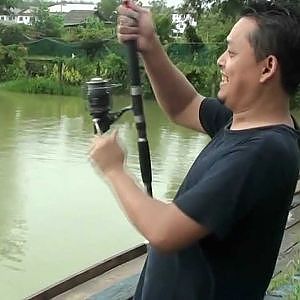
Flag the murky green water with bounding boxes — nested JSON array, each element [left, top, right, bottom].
[[0, 91, 209, 299]]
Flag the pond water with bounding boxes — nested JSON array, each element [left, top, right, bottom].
[[0, 91, 209, 299]]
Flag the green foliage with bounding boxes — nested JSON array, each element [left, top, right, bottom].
[[0, 0, 21, 9], [32, 4, 64, 37], [150, 0, 169, 13], [175, 55, 219, 97], [268, 256, 300, 299], [96, 0, 118, 22], [184, 24, 204, 52], [1, 1, 298, 105], [291, 91, 300, 109], [0, 44, 27, 81], [197, 11, 235, 56], [153, 13, 174, 44], [150, 0, 174, 44], [26, 60, 50, 77], [1, 77, 81, 95], [75, 17, 114, 41], [0, 24, 32, 45], [179, 0, 205, 21], [212, 0, 245, 17], [180, 0, 300, 19], [74, 17, 114, 59], [97, 53, 127, 86], [60, 57, 96, 84], [258, 0, 300, 10]]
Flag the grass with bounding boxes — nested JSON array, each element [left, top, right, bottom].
[[268, 255, 300, 299], [0, 78, 81, 96]]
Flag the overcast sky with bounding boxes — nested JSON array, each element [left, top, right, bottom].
[[138, 0, 183, 8], [166, 0, 183, 7]]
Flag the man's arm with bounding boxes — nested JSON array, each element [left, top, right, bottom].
[[142, 36, 206, 133], [90, 133, 210, 253], [117, 2, 207, 133], [107, 168, 209, 253]]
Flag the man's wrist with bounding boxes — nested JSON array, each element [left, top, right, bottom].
[[142, 34, 161, 59], [104, 165, 126, 182]]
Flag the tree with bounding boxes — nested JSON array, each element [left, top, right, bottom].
[[153, 13, 174, 43], [180, 0, 300, 20], [0, 24, 32, 45], [97, 0, 119, 22], [184, 23, 204, 52], [75, 17, 114, 59], [32, 4, 64, 37], [272, 0, 300, 9], [0, 44, 27, 81], [0, 0, 21, 10], [76, 17, 113, 41], [150, 0, 174, 44], [179, 0, 206, 22], [150, 0, 169, 13]]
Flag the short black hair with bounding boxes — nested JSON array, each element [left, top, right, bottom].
[[241, 1, 300, 96]]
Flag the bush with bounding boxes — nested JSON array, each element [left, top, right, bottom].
[[1, 78, 81, 96]]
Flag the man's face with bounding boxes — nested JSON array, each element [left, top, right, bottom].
[[217, 17, 266, 112]]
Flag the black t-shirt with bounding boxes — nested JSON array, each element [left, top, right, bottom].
[[134, 98, 300, 300]]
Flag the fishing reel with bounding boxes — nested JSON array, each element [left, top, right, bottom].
[[85, 77, 131, 134]]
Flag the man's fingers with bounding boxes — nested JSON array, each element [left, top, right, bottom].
[[122, 0, 144, 13], [118, 5, 139, 21], [118, 15, 137, 27], [118, 25, 139, 35], [90, 131, 118, 151], [117, 33, 139, 42]]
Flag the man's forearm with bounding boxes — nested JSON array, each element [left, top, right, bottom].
[[105, 168, 170, 246]]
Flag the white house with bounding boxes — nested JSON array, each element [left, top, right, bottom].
[[0, 13, 15, 24], [0, 8, 35, 25], [172, 13, 197, 34], [0, 3, 97, 26]]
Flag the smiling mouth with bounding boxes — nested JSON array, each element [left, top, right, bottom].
[[220, 73, 229, 85]]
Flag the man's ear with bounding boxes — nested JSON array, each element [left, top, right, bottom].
[[260, 55, 278, 83]]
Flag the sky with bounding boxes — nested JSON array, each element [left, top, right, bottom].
[[140, 0, 184, 8], [166, 0, 183, 7]]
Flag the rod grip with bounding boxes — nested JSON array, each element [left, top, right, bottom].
[[138, 140, 153, 196]]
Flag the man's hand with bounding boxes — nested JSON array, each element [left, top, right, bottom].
[[117, 0, 157, 53], [89, 130, 125, 178]]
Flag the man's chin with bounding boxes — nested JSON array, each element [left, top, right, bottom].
[[217, 92, 225, 104]]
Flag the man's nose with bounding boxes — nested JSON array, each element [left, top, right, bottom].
[[217, 52, 225, 68]]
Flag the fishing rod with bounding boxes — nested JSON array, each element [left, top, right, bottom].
[[85, 1, 153, 196], [123, 0, 153, 197]]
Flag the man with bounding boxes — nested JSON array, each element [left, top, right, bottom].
[[89, 1, 300, 299]]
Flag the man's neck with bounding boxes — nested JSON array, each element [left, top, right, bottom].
[[230, 93, 293, 130]]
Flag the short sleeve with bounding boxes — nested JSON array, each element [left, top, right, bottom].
[[200, 98, 232, 138], [174, 138, 280, 239]]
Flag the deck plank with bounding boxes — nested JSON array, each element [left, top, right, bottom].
[[53, 255, 146, 300]]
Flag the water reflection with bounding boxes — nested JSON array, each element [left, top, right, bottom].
[[0, 219, 27, 271], [0, 93, 27, 272], [0, 91, 210, 299]]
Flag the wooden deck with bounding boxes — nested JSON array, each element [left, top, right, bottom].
[[26, 181, 300, 300], [53, 255, 146, 300], [25, 244, 147, 300]]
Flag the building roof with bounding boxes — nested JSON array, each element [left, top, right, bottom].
[[63, 9, 95, 26], [49, 3, 96, 13]]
